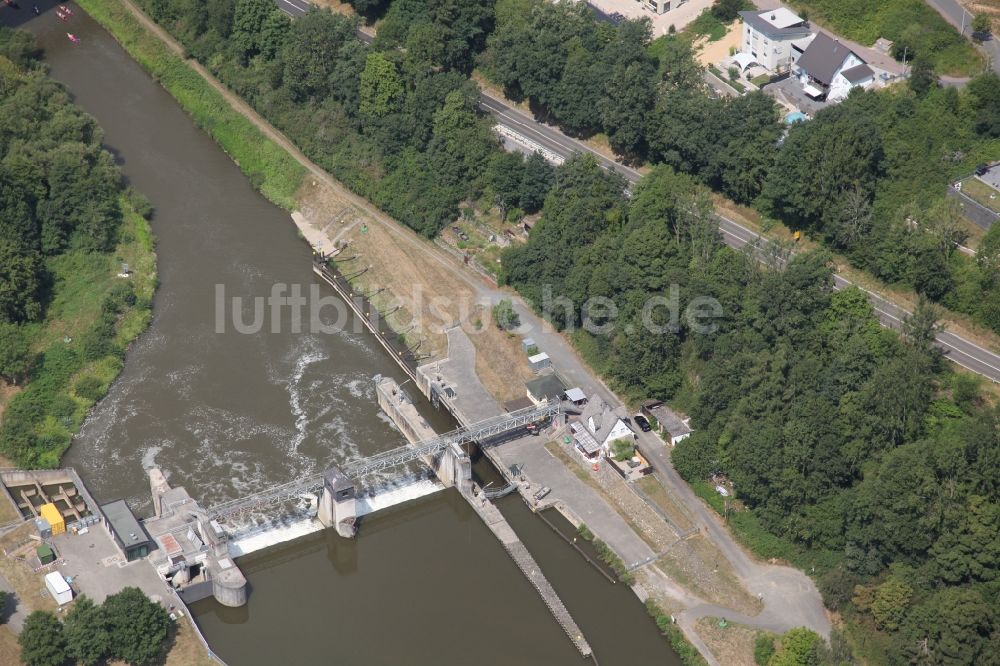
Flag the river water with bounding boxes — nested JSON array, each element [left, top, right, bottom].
[[3, 4, 680, 664]]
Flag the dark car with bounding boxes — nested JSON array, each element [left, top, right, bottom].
[[975, 164, 990, 177], [633, 414, 652, 432]]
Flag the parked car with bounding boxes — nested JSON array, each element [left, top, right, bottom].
[[633, 414, 652, 432], [975, 164, 990, 177]]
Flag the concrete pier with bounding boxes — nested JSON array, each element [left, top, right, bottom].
[[464, 486, 592, 657], [375, 376, 472, 493], [317, 467, 358, 538], [145, 469, 249, 607], [374, 376, 591, 658]]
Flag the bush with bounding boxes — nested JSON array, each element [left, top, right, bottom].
[[610, 437, 635, 461], [576, 523, 635, 584], [711, 0, 745, 23], [754, 634, 776, 665], [74, 375, 104, 402], [126, 186, 154, 220], [492, 298, 520, 330], [644, 600, 709, 666], [103, 282, 137, 314], [0, 322, 34, 384]]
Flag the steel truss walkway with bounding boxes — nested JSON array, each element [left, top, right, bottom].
[[208, 402, 561, 522]]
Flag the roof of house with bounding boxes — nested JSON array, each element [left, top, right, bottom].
[[580, 397, 632, 444], [101, 499, 151, 547], [841, 63, 874, 83], [796, 32, 860, 86], [740, 10, 810, 39], [570, 422, 602, 455], [504, 396, 536, 412], [525, 374, 565, 401], [647, 404, 693, 438]]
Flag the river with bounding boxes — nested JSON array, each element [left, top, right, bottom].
[[2, 3, 681, 664]]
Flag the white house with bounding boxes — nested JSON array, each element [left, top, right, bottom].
[[738, 8, 812, 73], [794, 32, 874, 102], [579, 397, 635, 450]]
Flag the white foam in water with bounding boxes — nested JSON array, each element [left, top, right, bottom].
[[356, 478, 443, 516], [226, 479, 445, 557], [229, 516, 324, 557]]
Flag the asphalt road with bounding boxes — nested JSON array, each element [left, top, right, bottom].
[[949, 187, 999, 230], [480, 91, 1000, 382], [275, 0, 311, 17], [277, 0, 1000, 384]]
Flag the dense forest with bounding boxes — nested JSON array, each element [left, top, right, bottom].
[[140, 0, 1000, 335], [0, 27, 155, 466], [502, 155, 1000, 665], [479, 0, 1000, 335], [138, 0, 511, 236]]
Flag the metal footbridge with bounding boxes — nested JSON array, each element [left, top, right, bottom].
[[208, 402, 561, 522]]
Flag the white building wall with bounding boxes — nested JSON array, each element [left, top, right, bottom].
[[742, 23, 806, 72], [826, 53, 866, 102]]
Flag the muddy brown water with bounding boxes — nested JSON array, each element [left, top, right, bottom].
[[3, 4, 681, 664]]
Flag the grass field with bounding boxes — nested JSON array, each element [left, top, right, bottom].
[[694, 617, 763, 666], [961, 177, 1000, 213], [788, 0, 982, 75]]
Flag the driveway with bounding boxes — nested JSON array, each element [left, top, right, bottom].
[[762, 75, 830, 115]]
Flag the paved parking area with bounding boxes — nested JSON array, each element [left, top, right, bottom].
[[49, 527, 173, 606], [978, 164, 1000, 192], [762, 75, 830, 115]]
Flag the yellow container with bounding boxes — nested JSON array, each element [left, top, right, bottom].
[[39, 504, 65, 536]]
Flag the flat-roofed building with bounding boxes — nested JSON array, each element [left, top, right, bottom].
[[739, 8, 812, 73], [101, 499, 154, 562]]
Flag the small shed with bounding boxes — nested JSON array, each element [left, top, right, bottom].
[[642, 400, 693, 446], [44, 571, 72, 605], [526, 374, 566, 406], [521, 338, 536, 352], [564, 387, 587, 406], [40, 503, 65, 536], [34, 517, 51, 539], [36, 543, 56, 565], [528, 352, 551, 373]]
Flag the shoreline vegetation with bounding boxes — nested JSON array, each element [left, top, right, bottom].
[[0, 28, 158, 468]]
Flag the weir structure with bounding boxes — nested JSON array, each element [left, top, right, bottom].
[[143, 400, 562, 604], [143, 258, 588, 656], [311, 255, 592, 658]]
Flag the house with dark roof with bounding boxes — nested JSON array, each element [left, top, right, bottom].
[[738, 8, 812, 73], [525, 374, 565, 406], [794, 32, 874, 102]]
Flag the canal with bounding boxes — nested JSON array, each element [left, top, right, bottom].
[[2, 4, 681, 664]]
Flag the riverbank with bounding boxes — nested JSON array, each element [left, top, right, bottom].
[[74, 0, 306, 211], [0, 195, 157, 468]]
